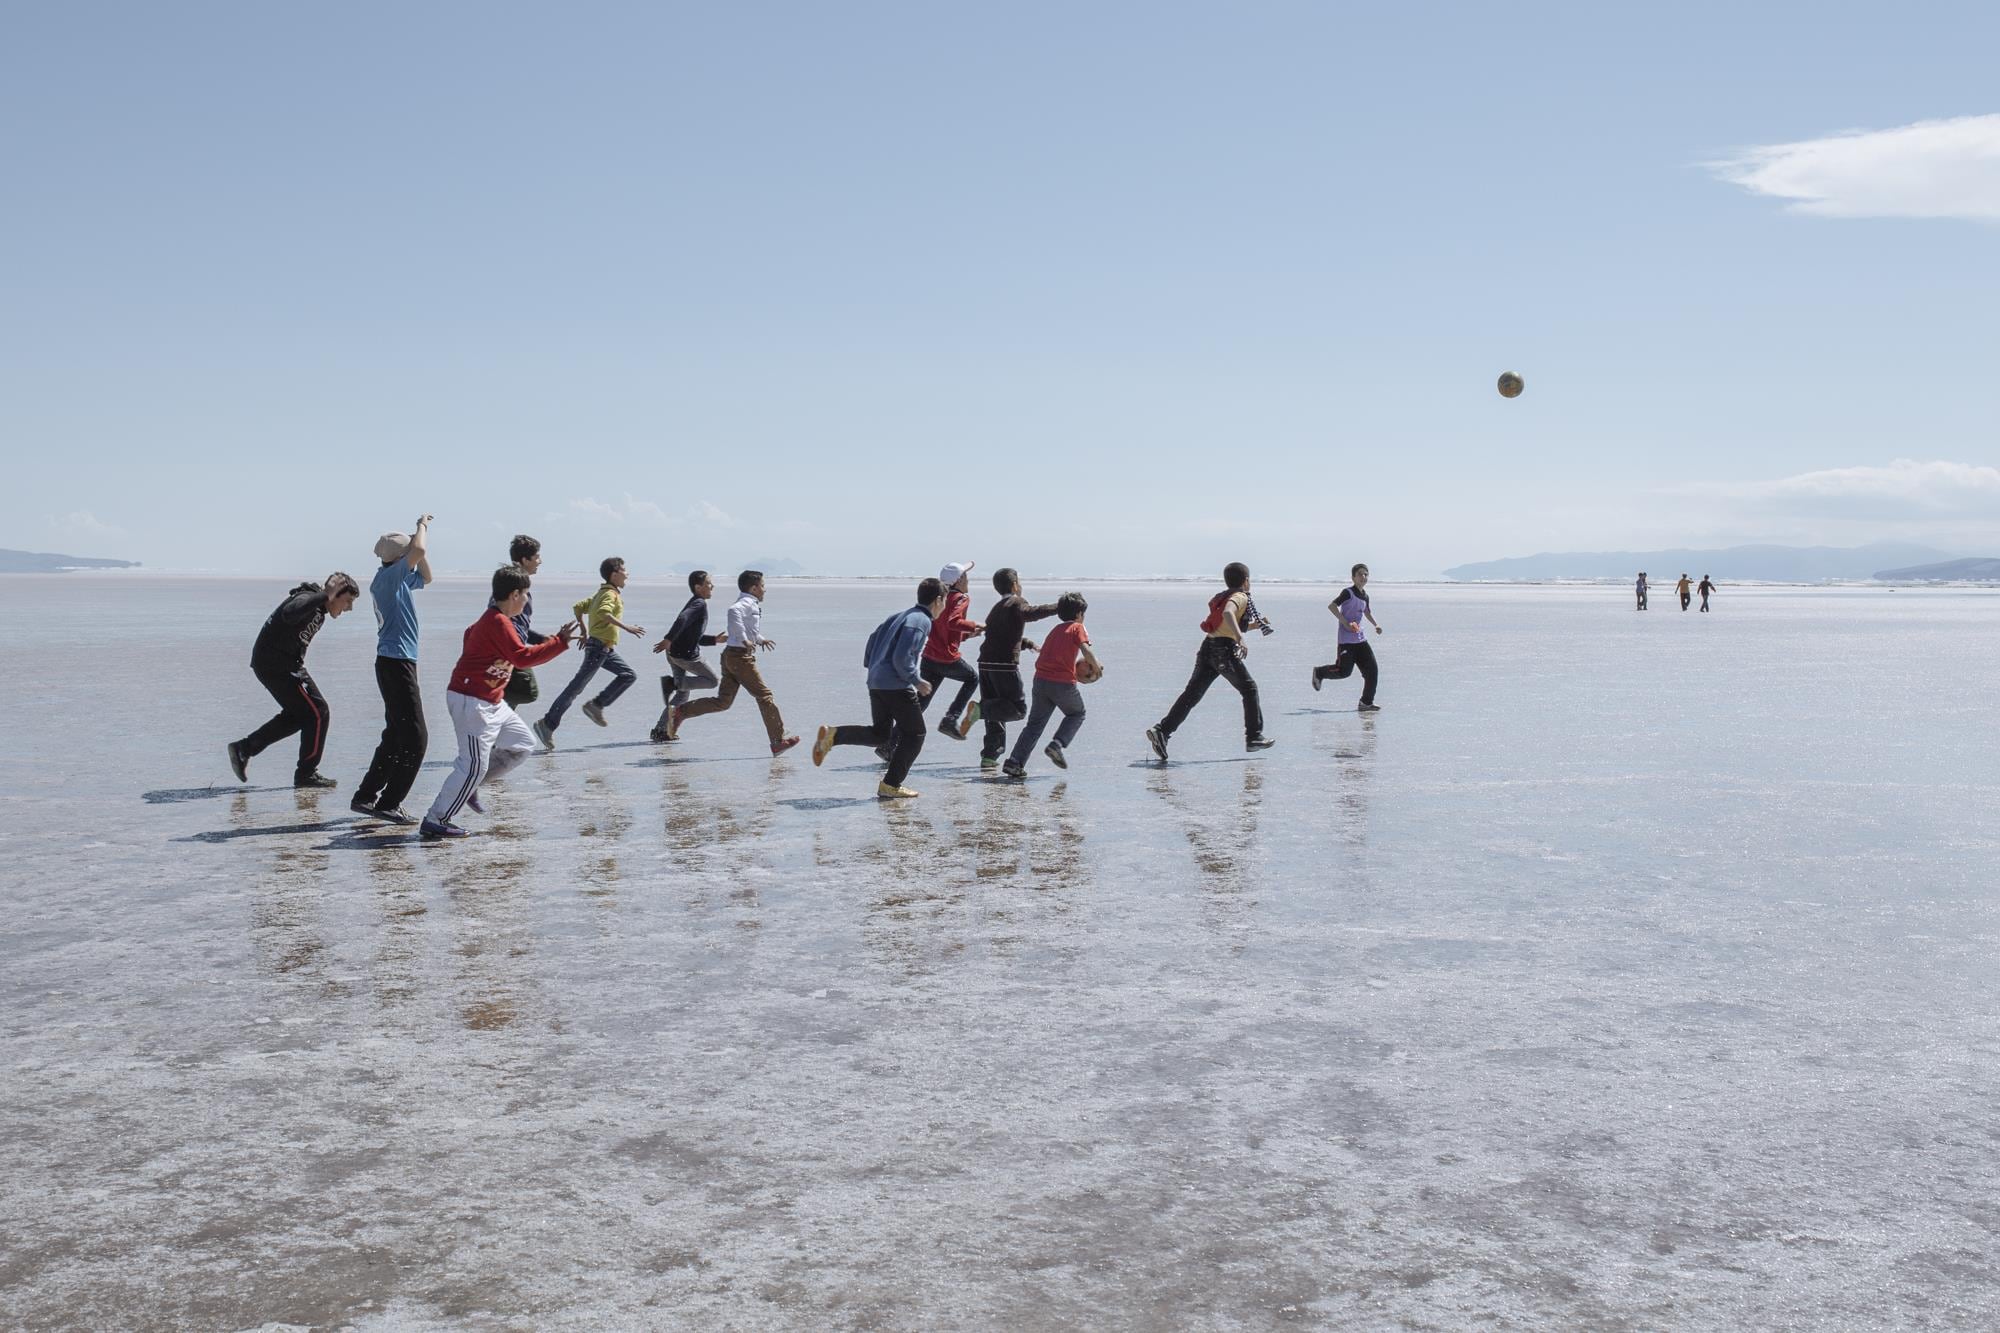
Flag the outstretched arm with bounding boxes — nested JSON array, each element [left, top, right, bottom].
[[407, 514, 434, 584]]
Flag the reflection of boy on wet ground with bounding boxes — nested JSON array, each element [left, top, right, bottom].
[[978, 567, 1059, 771], [650, 570, 722, 741], [1313, 562, 1383, 713]]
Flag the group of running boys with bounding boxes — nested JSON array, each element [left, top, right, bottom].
[[223, 531, 1386, 839]]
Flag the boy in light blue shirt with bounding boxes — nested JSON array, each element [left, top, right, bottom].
[[352, 515, 433, 821]]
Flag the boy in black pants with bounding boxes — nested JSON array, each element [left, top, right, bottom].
[[650, 570, 723, 740], [227, 572, 362, 787], [1146, 562, 1274, 762], [976, 567, 1058, 771], [502, 535, 550, 709], [1313, 562, 1383, 712]]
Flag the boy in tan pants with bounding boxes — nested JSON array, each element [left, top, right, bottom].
[[671, 570, 800, 756]]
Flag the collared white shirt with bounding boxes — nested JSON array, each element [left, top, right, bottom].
[[724, 592, 764, 648]]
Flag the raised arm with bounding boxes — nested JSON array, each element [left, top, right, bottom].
[[407, 513, 434, 584]]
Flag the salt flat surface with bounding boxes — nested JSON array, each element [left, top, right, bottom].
[[3, 574, 1998, 1330]]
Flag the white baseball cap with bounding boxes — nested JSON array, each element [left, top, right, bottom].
[[374, 532, 411, 562], [939, 559, 975, 585]]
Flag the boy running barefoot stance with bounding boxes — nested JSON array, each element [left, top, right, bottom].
[[1146, 562, 1274, 762], [352, 516, 434, 823], [977, 568, 1059, 771], [1313, 562, 1383, 712], [422, 565, 580, 839], [917, 559, 985, 740], [650, 570, 723, 741], [672, 570, 800, 756], [1003, 592, 1096, 778], [812, 578, 942, 799], [227, 572, 361, 789], [536, 556, 643, 747]]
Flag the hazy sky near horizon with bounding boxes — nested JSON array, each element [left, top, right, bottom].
[[4, 2, 1997, 579]]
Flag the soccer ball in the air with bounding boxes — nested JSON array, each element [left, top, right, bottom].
[[1497, 371, 1524, 399]]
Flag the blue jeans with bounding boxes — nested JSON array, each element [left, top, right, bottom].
[[543, 639, 636, 730], [1009, 678, 1086, 766]]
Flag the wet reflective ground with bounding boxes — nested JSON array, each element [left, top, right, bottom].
[[3, 575, 1998, 1329]]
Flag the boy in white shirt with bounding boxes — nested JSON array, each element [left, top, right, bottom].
[[671, 570, 800, 755]]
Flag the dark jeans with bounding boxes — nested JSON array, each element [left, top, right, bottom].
[[1680, 591, 1692, 610], [1316, 640, 1379, 705], [241, 667, 331, 780], [830, 687, 927, 787], [978, 661, 1028, 760], [1637, 589, 1648, 609], [1700, 593, 1710, 612], [543, 638, 636, 730], [356, 656, 427, 809], [919, 657, 979, 720], [654, 655, 720, 736], [1158, 637, 1263, 742], [1009, 677, 1086, 766]]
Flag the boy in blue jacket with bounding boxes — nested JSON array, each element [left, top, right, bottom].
[[811, 578, 944, 799]]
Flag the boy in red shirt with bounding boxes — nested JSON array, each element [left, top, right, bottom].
[[421, 565, 579, 840], [1003, 591, 1097, 778], [917, 559, 985, 740]]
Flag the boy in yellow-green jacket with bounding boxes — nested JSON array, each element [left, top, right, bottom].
[[534, 556, 645, 749]]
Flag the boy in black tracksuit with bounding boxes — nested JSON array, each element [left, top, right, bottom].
[[977, 567, 1059, 770], [651, 570, 723, 741], [227, 573, 362, 787], [1146, 562, 1274, 762]]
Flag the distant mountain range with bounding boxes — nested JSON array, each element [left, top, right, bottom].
[[1444, 543, 1954, 583], [1873, 557, 2000, 581], [0, 547, 140, 573]]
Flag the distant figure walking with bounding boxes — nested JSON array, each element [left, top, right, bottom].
[[1636, 572, 1649, 610], [1698, 575, 1715, 612], [1677, 573, 1693, 611], [1313, 563, 1384, 712], [226, 573, 362, 788]]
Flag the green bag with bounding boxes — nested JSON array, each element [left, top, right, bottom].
[[504, 666, 539, 707]]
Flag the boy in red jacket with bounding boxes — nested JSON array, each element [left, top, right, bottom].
[[421, 565, 579, 839], [917, 559, 985, 740]]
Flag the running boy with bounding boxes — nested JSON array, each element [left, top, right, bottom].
[[536, 556, 643, 747], [918, 559, 984, 740], [649, 570, 723, 741], [1313, 563, 1383, 713], [1146, 562, 1274, 762], [977, 568, 1059, 771], [502, 535, 549, 709], [423, 565, 581, 839], [352, 516, 433, 822], [226, 572, 362, 788], [811, 578, 942, 799], [1004, 591, 1097, 778], [672, 570, 800, 755]]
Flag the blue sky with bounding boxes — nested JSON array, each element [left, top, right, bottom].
[[4, 2, 1996, 578]]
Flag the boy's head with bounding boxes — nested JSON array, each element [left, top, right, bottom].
[[510, 534, 542, 574], [1351, 562, 1369, 587], [601, 557, 627, 586], [373, 532, 411, 566], [1223, 562, 1250, 591], [917, 577, 945, 615], [1056, 591, 1087, 622], [738, 570, 764, 598], [323, 572, 361, 617], [992, 566, 1020, 596], [688, 569, 713, 598], [492, 563, 532, 613], [940, 559, 974, 594]]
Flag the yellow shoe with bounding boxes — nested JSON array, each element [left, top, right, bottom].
[[813, 725, 836, 767], [876, 782, 920, 800], [956, 701, 981, 739]]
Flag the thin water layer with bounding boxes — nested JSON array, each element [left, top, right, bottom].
[[2, 576, 1997, 1329]]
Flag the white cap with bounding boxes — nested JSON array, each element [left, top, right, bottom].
[[939, 559, 975, 585], [374, 532, 411, 562]]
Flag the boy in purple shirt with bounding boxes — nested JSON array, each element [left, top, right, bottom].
[[1312, 562, 1383, 712]]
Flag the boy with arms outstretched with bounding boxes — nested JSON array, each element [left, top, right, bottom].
[[536, 556, 643, 747], [1313, 562, 1383, 712]]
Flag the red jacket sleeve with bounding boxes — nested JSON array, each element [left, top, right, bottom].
[[493, 613, 568, 668]]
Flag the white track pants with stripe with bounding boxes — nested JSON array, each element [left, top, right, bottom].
[[427, 691, 536, 825]]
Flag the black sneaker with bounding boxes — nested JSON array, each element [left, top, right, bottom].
[[936, 716, 964, 740], [874, 744, 893, 763], [1146, 726, 1169, 762], [1044, 742, 1067, 770], [294, 772, 338, 789], [226, 742, 249, 783], [1001, 760, 1027, 780], [1358, 702, 1381, 713], [350, 794, 380, 817], [420, 816, 470, 840], [1245, 737, 1276, 752], [372, 806, 419, 826], [1310, 668, 1323, 692]]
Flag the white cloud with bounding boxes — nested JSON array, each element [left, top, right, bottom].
[[46, 509, 123, 538], [1709, 114, 2000, 221], [689, 500, 739, 528], [1684, 459, 2000, 521], [565, 494, 674, 526]]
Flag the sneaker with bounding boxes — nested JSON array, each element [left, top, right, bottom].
[[957, 702, 981, 738], [226, 741, 249, 782], [466, 789, 485, 815], [420, 816, 470, 840], [581, 700, 607, 728], [772, 736, 801, 756], [1146, 726, 1169, 763], [1311, 668, 1323, 692], [876, 782, 920, 800], [649, 726, 671, 743], [372, 806, 419, 826], [1358, 702, 1382, 713], [1001, 760, 1026, 780], [937, 716, 963, 740], [1044, 741, 1068, 770], [980, 756, 999, 771], [294, 772, 338, 789], [1246, 736, 1276, 752], [874, 744, 893, 763], [533, 719, 555, 751], [813, 725, 836, 767], [350, 794, 379, 817]]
